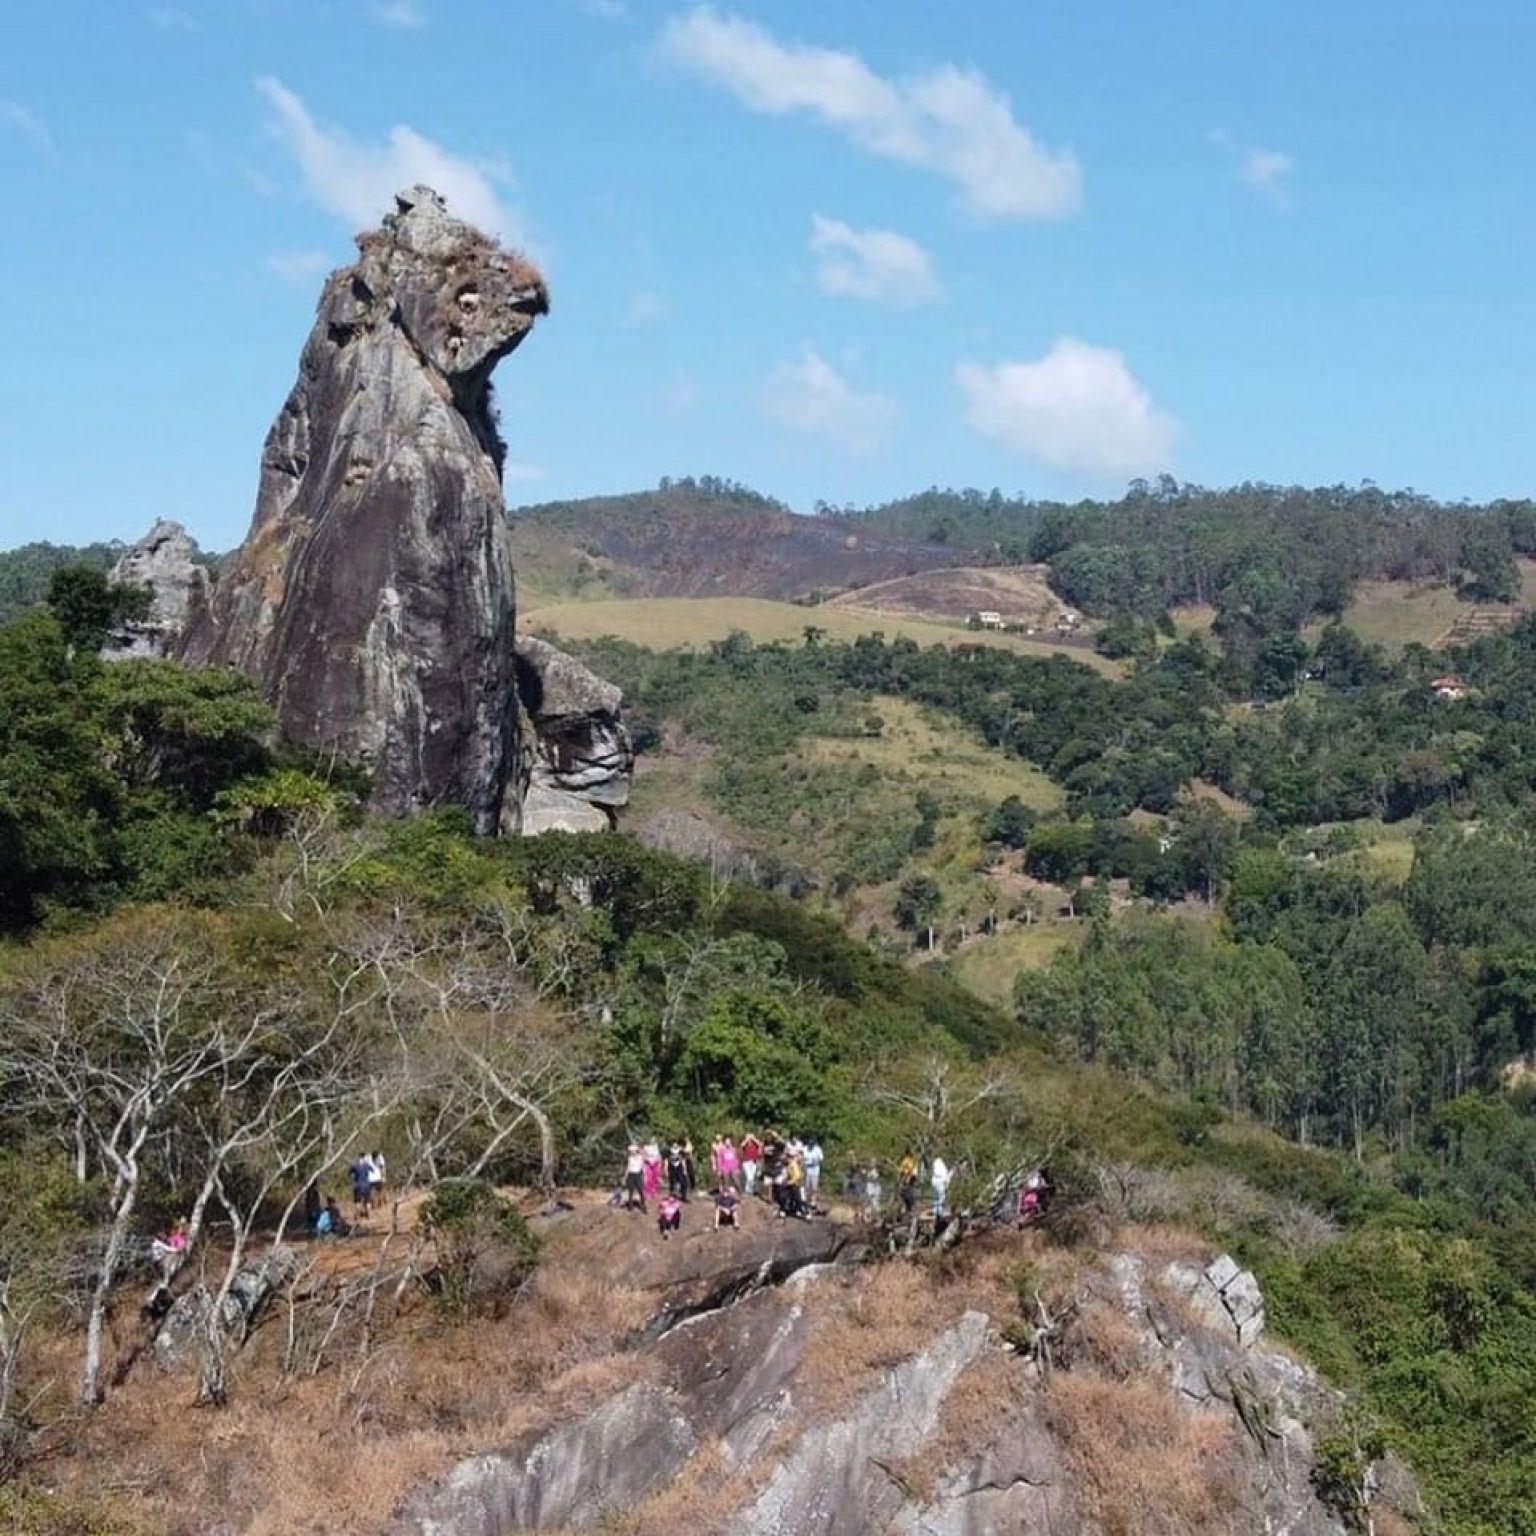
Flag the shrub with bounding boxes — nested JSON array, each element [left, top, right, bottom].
[[418, 1179, 540, 1318]]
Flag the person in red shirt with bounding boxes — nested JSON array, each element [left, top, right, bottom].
[[741, 1132, 764, 1197]]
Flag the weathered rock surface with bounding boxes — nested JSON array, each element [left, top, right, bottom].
[[154, 1245, 302, 1371], [729, 1310, 992, 1536], [180, 186, 548, 832], [396, 1286, 818, 1536], [393, 1239, 1416, 1536], [106, 518, 210, 660], [514, 635, 633, 820]]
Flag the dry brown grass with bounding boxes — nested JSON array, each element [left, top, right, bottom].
[[801, 1263, 964, 1418], [1045, 1374, 1242, 1536], [606, 1439, 763, 1536], [893, 1350, 1030, 1504]]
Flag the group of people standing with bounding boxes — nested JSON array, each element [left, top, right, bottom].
[[851, 1151, 953, 1221], [620, 1131, 827, 1239]]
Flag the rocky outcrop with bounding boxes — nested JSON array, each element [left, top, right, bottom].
[[513, 636, 633, 834], [180, 186, 548, 833], [154, 1245, 302, 1371], [393, 1237, 1416, 1536], [106, 519, 209, 660]]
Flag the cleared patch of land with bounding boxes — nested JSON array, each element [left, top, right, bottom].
[[950, 923, 1082, 1008], [796, 698, 1062, 813], [826, 564, 1067, 629], [523, 596, 1123, 674], [1314, 560, 1536, 652]]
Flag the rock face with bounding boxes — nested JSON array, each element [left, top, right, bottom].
[[106, 519, 210, 660], [514, 635, 633, 834], [180, 186, 549, 833], [394, 1240, 1416, 1536]]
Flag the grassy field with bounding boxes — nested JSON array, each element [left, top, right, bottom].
[[1315, 560, 1536, 652], [949, 923, 1082, 1008], [796, 698, 1063, 813], [523, 596, 1123, 674]]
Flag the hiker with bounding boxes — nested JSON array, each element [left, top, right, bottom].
[[622, 1143, 647, 1211], [642, 1139, 663, 1204], [367, 1149, 387, 1209], [803, 1137, 824, 1208], [718, 1135, 741, 1191], [667, 1140, 691, 1200], [302, 1180, 321, 1231], [318, 1196, 350, 1239], [864, 1161, 883, 1217], [682, 1135, 698, 1193], [741, 1130, 763, 1196], [897, 1151, 919, 1215], [931, 1155, 952, 1219], [714, 1184, 740, 1231], [781, 1152, 807, 1219], [1018, 1167, 1049, 1225], [657, 1193, 683, 1240], [350, 1155, 373, 1222], [761, 1134, 786, 1199], [150, 1216, 189, 1278]]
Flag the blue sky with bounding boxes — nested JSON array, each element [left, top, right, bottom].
[[3, 0, 1535, 551]]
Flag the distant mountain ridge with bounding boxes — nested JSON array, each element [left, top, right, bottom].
[[509, 477, 975, 602]]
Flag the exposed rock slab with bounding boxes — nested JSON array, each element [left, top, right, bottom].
[[729, 1311, 992, 1536], [106, 519, 209, 660], [180, 186, 548, 833], [515, 635, 633, 816]]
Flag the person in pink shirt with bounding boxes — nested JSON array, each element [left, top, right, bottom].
[[151, 1216, 189, 1278], [717, 1135, 741, 1191], [641, 1139, 663, 1203], [657, 1194, 683, 1240], [740, 1132, 763, 1196]]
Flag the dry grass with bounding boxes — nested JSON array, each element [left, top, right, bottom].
[[606, 1439, 762, 1536], [797, 696, 1063, 812], [523, 596, 1125, 674], [894, 1349, 1030, 1504], [1044, 1374, 1242, 1536], [803, 1264, 964, 1418]]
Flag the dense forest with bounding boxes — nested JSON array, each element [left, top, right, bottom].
[[837, 478, 1536, 625]]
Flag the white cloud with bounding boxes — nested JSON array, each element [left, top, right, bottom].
[[956, 337, 1178, 480], [660, 8, 1079, 220], [146, 6, 199, 30], [624, 290, 666, 326], [809, 213, 939, 306], [265, 248, 334, 286], [372, 0, 426, 27], [760, 346, 896, 454], [1, 101, 54, 155], [1240, 147, 1295, 207], [255, 77, 521, 242]]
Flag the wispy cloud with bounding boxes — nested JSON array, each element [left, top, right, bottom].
[[147, 6, 199, 30], [1240, 147, 1295, 208], [503, 459, 545, 485], [255, 78, 522, 243], [760, 346, 896, 454], [371, 0, 426, 27], [956, 337, 1178, 480], [661, 8, 1080, 220], [624, 290, 666, 326], [809, 214, 939, 307], [265, 249, 334, 286], [1212, 128, 1295, 209], [1, 101, 55, 155]]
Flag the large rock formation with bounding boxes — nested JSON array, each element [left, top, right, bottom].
[[514, 635, 634, 835], [105, 518, 210, 660], [181, 186, 549, 832]]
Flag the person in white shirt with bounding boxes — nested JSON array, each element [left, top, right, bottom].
[[930, 1155, 952, 1219], [803, 1138, 824, 1208]]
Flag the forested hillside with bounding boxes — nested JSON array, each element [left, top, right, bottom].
[[4, 566, 1536, 1532], [841, 479, 1536, 627]]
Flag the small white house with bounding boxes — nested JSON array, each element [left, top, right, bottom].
[[974, 610, 1004, 630]]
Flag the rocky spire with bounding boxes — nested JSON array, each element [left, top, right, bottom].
[[180, 187, 549, 832]]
